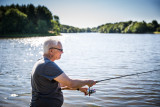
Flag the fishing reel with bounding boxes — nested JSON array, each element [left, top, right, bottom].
[[88, 87, 96, 96]]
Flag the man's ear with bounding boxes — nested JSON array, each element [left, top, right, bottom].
[[50, 49, 55, 55], [49, 49, 52, 54]]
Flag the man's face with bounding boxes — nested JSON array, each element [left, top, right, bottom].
[[54, 43, 63, 60]]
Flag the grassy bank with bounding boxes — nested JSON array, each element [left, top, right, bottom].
[[0, 33, 60, 38]]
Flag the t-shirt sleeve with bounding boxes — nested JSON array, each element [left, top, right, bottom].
[[41, 62, 64, 81]]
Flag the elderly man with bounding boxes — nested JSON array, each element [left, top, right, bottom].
[[30, 38, 96, 107]]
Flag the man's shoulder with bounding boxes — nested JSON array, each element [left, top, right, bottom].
[[33, 58, 49, 69], [37, 58, 58, 71], [37, 57, 51, 64], [36, 57, 62, 71]]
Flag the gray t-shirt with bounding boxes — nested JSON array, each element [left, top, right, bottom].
[[31, 57, 64, 104]]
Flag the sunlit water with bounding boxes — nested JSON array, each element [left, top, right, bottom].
[[0, 33, 160, 107]]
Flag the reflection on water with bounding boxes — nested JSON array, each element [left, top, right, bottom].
[[0, 33, 160, 107]]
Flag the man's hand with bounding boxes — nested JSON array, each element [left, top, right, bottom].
[[79, 87, 88, 95], [87, 80, 96, 87]]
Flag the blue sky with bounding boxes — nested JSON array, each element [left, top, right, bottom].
[[0, 0, 160, 28]]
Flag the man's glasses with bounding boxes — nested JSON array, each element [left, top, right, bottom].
[[49, 47, 63, 52]]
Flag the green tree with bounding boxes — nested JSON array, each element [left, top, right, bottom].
[[27, 4, 36, 24], [25, 21, 36, 33], [130, 21, 148, 33], [152, 20, 159, 31], [51, 20, 60, 35], [67, 28, 73, 33], [37, 5, 53, 29], [0, 4, 61, 36], [86, 28, 91, 32], [147, 23, 154, 32], [37, 19, 48, 34], [2, 8, 28, 34], [54, 15, 59, 23]]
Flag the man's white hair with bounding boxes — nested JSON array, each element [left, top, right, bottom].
[[43, 38, 59, 54]]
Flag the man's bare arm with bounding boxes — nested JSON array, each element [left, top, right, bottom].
[[54, 73, 96, 88]]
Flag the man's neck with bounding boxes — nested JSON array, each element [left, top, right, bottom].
[[43, 54, 55, 62]]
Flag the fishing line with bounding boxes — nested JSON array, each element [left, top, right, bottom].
[[96, 69, 160, 83]]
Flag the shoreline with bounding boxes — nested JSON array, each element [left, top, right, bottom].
[[0, 32, 159, 39], [0, 33, 60, 38], [154, 31, 160, 34]]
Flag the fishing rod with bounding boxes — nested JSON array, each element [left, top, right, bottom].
[[96, 69, 160, 83], [87, 69, 160, 96]]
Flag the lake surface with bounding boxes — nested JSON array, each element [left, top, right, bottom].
[[0, 33, 160, 107]]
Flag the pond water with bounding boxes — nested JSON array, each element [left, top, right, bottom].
[[0, 33, 160, 107]]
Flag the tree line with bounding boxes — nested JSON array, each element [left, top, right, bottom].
[[60, 24, 91, 33], [60, 20, 160, 33], [0, 4, 160, 37], [0, 4, 60, 37], [96, 20, 160, 33]]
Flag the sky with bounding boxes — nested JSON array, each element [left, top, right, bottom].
[[0, 0, 160, 28]]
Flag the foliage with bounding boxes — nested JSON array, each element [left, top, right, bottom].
[[60, 20, 159, 34], [37, 19, 48, 34], [0, 4, 60, 37], [60, 24, 91, 33], [95, 20, 159, 34], [1, 8, 28, 34], [51, 19, 60, 35]]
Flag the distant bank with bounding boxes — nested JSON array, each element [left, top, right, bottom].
[[60, 20, 160, 34]]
